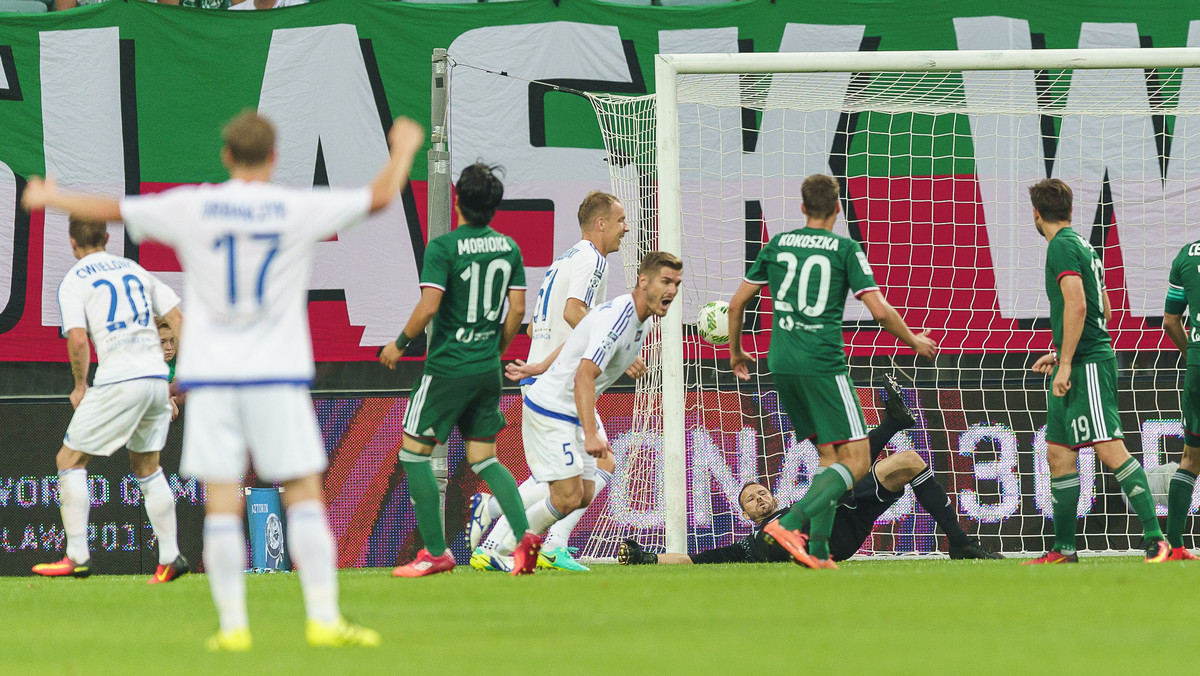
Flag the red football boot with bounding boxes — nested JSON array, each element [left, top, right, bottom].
[[393, 549, 455, 578]]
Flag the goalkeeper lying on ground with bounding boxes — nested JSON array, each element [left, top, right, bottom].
[[619, 375, 1003, 565]]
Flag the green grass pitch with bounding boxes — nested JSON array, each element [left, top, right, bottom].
[[2, 557, 1196, 674]]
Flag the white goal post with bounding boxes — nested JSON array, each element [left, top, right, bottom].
[[585, 47, 1200, 558]]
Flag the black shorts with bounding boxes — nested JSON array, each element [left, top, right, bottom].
[[828, 461, 905, 562]]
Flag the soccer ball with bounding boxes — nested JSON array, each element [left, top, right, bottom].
[[696, 301, 730, 345]]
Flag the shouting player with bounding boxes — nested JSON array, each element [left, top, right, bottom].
[[1162, 238, 1200, 560], [496, 252, 681, 558], [23, 111, 425, 649], [380, 163, 540, 577], [1024, 178, 1170, 564], [728, 173, 937, 569], [32, 218, 186, 583], [469, 190, 634, 573], [618, 377, 1001, 564]]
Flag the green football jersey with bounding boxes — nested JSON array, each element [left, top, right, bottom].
[[1166, 240, 1200, 366], [1044, 227, 1113, 364], [744, 227, 879, 375], [420, 225, 526, 377]]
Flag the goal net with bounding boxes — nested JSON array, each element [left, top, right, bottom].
[[582, 47, 1200, 559]]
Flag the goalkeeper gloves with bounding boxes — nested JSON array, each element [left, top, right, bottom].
[[617, 539, 658, 565]]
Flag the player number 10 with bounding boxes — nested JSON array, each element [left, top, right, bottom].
[[460, 259, 512, 322]]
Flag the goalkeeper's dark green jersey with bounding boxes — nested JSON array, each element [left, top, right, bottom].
[[1166, 240, 1200, 366], [420, 224, 526, 377], [743, 227, 879, 375], [1044, 227, 1113, 364]]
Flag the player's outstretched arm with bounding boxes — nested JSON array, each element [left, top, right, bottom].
[[727, 281, 763, 381], [381, 287, 442, 369], [368, 117, 425, 214], [861, 291, 937, 360], [65, 328, 90, 409], [574, 359, 610, 458], [1053, 275, 1087, 396], [21, 176, 122, 222], [497, 288, 525, 355], [1164, 312, 1188, 358]]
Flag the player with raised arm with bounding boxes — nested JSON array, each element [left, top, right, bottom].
[[498, 252, 680, 561], [468, 191, 633, 573], [379, 163, 539, 577], [618, 378, 1001, 565], [1162, 239, 1200, 560], [727, 174, 937, 569], [1024, 178, 1170, 564], [23, 111, 425, 649], [32, 218, 186, 583]]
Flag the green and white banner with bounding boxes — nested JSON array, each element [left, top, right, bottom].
[[2, 0, 1199, 360]]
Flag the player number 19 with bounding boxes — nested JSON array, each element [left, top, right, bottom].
[[1070, 415, 1090, 444]]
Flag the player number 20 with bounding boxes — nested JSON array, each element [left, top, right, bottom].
[[775, 252, 831, 317], [1070, 415, 1090, 444], [460, 259, 512, 322], [92, 274, 151, 332]]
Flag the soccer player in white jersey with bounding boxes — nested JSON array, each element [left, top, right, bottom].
[[503, 252, 681, 549], [22, 111, 425, 651], [32, 218, 185, 584], [468, 191, 634, 572]]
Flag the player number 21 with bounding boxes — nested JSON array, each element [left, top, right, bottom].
[[212, 232, 281, 308]]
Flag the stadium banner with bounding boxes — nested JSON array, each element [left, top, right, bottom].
[[1, 386, 1194, 574], [3, 1, 1200, 365]]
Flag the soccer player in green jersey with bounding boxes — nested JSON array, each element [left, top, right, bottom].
[[727, 174, 937, 569], [380, 163, 541, 576], [1160, 240, 1200, 560], [1024, 178, 1171, 564]]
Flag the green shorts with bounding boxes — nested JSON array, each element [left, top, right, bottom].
[[776, 373, 868, 446], [402, 369, 506, 444], [1182, 364, 1200, 446], [1045, 358, 1124, 448]]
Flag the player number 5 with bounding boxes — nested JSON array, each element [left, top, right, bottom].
[[561, 442, 575, 466]]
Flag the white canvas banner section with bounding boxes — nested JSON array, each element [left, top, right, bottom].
[[39, 27, 124, 329], [259, 24, 418, 345], [448, 22, 634, 310], [955, 16, 1047, 320]]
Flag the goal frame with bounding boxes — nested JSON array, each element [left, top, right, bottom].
[[653, 47, 1200, 554]]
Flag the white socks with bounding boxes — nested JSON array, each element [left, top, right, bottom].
[[58, 468, 90, 564], [482, 478, 550, 552], [137, 468, 180, 565], [286, 500, 339, 624], [203, 514, 248, 632], [544, 469, 611, 551]]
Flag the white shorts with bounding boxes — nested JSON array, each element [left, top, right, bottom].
[[522, 404, 602, 483], [180, 384, 326, 483], [64, 377, 171, 456]]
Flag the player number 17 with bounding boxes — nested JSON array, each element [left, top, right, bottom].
[[212, 232, 281, 308]]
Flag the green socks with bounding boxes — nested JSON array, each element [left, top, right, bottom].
[[1050, 473, 1080, 554], [400, 450, 447, 556], [471, 457, 530, 535], [779, 463, 854, 559], [1114, 458, 1164, 542], [1166, 467, 1197, 548]]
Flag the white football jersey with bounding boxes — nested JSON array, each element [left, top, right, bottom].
[[120, 179, 370, 387], [527, 239, 608, 366], [525, 294, 646, 421], [57, 252, 180, 386]]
